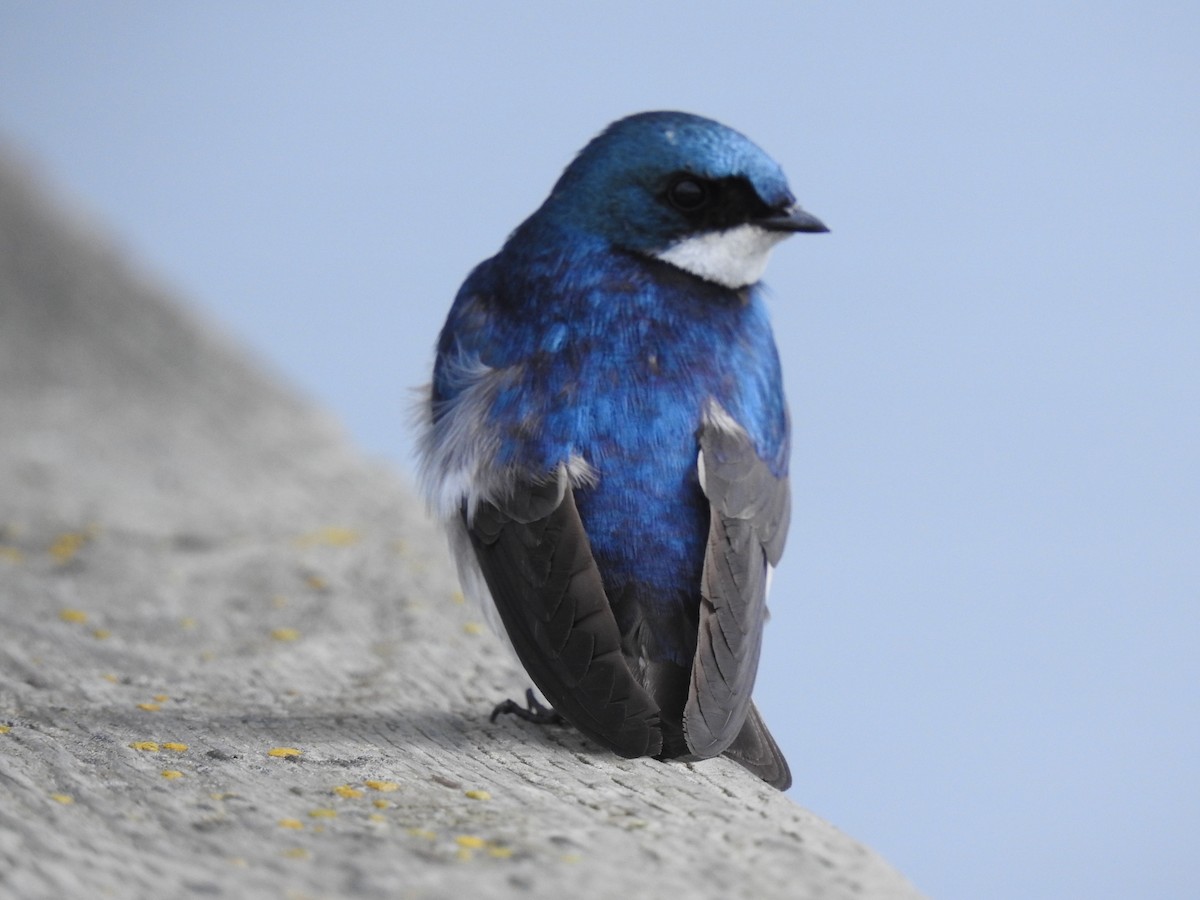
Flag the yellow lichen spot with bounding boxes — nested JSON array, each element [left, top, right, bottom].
[[51, 793, 74, 805], [137, 703, 162, 712], [129, 741, 160, 752], [488, 846, 514, 859], [102, 673, 119, 683], [296, 526, 360, 547], [59, 609, 88, 624], [199, 650, 216, 662], [268, 747, 302, 759], [278, 818, 304, 830], [160, 770, 184, 780], [368, 813, 386, 824], [462, 621, 484, 636], [451, 590, 465, 605], [180, 617, 197, 630], [407, 828, 437, 841], [372, 799, 391, 810], [332, 785, 363, 799], [0, 724, 11, 735], [91, 628, 111, 640], [455, 835, 486, 850], [364, 780, 399, 792], [455, 848, 474, 862], [304, 574, 328, 591], [162, 742, 188, 753], [50, 532, 87, 563], [228, 857, 248, 868], [308, 808, 337, 819], [282, 848, 309, 860], [561, 853, 582, 864], [464, 789, 491, 801], [0, 546, 23, 563], [271, 595, 288, 609], [271, 628, 301, 642], [152, 694, 170, 703]]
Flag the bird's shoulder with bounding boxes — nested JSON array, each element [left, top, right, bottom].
[[434, 231, 788, 466]]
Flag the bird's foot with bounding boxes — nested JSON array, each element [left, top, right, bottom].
[[490, 688, 565, 726]]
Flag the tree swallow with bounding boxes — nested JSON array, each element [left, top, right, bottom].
[[418, 111, 826, 790]]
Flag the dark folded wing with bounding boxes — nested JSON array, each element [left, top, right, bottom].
[[684, 414, 791, 760], [465, 468, 663, 758]]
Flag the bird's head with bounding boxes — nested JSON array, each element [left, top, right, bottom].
[[537, 111, 827, 289]]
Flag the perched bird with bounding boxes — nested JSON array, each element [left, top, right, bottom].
[[418, 111, 826, 790]]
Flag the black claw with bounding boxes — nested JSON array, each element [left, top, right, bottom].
[[490, 688, 566, 726]]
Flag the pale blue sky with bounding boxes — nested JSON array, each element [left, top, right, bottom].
[[3, 4, 1198, 897]]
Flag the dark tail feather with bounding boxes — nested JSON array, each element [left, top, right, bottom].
[[721, 701, 791, 791]]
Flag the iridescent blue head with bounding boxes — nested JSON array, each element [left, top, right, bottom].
[[533, 110, 827, 288]]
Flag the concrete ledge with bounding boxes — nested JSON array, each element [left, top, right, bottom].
[[0, 151, 923, 899]]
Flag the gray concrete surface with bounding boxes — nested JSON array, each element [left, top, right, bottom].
[[0, 151, 925, 899]]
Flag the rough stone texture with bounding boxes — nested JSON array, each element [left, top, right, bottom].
[[0, 151, 924, 900]]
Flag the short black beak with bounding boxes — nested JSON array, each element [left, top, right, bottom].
[[758, 206, 829, 234]]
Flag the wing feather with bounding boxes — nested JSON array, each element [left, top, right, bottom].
[[684, 408, 790, 762], [466, 466, 663, 758]]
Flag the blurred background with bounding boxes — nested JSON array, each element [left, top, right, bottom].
[[2, 4, 1197, 897]]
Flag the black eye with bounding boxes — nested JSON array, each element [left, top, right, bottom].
[[666, 176, 711, 212]]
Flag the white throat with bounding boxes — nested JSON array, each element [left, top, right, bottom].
[[653, 223, 788, 289]]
